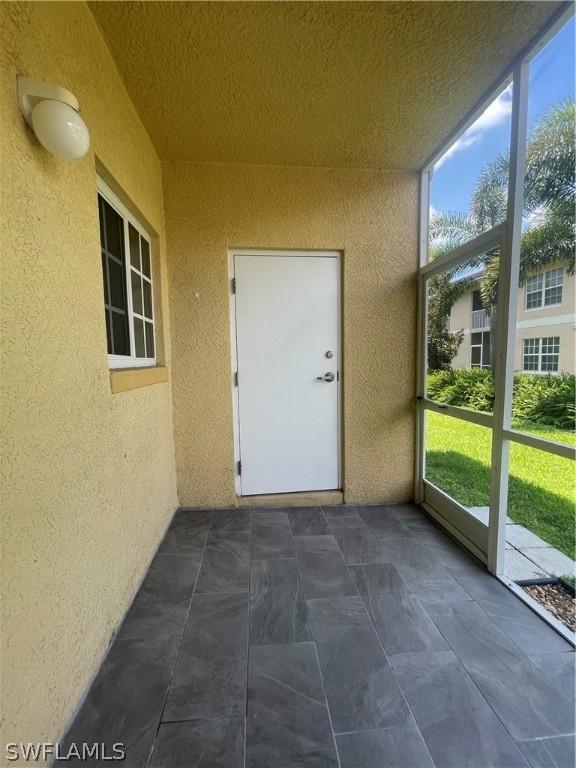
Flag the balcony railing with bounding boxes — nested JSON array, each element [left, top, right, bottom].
[[471, 308, 491, 330]]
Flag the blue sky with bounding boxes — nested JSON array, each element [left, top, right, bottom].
[[431, 17, 575, 216]]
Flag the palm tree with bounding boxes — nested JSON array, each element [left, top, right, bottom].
[[428, 100, 575, 371]]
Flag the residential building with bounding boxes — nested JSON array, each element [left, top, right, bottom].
[[449, 264, 575, 374]]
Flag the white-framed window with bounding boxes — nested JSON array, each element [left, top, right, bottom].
[[525, 267, 563, 309], [97, 178, 156, 369], [522, 336, 560, 373], [470, 331, 491, 369]]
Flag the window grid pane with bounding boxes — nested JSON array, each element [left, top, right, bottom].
[[133, 316, 145, 357], [522, 338, 540, 371], [131, 270, 143, 315], [541, 336, 560, 371], [145, 321, 154, 358], [526, 273, 543, 292], [544, 268, 563, 288], [544, 285, 562, 306], [98, 196, 130, 357], [98, 186, 155, 365], [142, 280, 153, 320], [111, 309, 130, 356], [129, 224, 141, 270], [482, 332, 491, 368], [103, 201, 124, 260], [526, 292, 541, 309], [541, 357, 558, 372], [108, 258, 126, 310], [541, 336, 560, 353], [525, 273, 543, 309], [104, 310, 112, 354], [522, 337, 560, 373], [140, 237, 151, 278], [101, 253, 109, 305], [129, 240, 153, 356]]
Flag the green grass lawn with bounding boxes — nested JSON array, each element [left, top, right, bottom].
[[425, 411, 576, 560]]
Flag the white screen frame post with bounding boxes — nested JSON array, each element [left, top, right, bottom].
[[415, 3, 576, 643], [487, 58, 529, 578]]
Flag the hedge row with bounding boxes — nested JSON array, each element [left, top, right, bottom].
[[427, 368, 575, 430]]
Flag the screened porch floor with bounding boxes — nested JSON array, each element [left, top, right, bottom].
[[61, 503, 575, 767]]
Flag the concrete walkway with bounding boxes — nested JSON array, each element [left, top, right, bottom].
[[468, 507, 575, 581]]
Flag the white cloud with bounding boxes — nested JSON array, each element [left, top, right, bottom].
[[434, 134, 480, 169], [434, 84, 513, 170]]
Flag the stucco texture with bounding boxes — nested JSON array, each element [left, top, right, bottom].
[[1, 1, 177, 753], [90, 1, 561, 169], [164, 162, 418, 508]]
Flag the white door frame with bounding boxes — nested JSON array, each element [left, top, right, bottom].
[[228, 249, 343, 497]]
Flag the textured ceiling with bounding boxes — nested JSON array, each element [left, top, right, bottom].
[[90, 1, 561, 169]]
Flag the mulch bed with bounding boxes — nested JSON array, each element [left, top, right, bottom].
[[523, 582, 576, 633]]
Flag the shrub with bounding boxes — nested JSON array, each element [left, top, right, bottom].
[[427, 368, 494, 412], [512, 374, 575, 430], [427, 369, 575, 430]]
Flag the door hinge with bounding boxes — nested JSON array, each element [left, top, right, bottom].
[[231, 277, 236, 294], [237, 460, 242, 475], [234, 370, 239, 387]]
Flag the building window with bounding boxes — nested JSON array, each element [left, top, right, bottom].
[[525, 268, 563, 309], [471, 331, 491, 369], [471, 289, 483, 312], [97, 179, 155, 368], [522, 337, 560, 373]]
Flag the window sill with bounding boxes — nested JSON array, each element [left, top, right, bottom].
[[110, 366, 168, 394]]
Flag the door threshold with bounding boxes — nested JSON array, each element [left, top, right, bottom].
[[237, 490, 343, 508]]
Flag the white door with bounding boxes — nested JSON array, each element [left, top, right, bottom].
[[233, 252, 340, 495]]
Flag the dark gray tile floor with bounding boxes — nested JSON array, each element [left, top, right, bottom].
[[61, 503, 575, 767]]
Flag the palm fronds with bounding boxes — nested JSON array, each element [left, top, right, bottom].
[[524, 100, 575, 214], [470, 153, 509, 230], [428, 99, 574, 371], [429, 210, 478, 254]]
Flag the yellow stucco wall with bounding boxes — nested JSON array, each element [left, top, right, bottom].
[[1, 1, 177, 753], [164, 162, 418, 508]]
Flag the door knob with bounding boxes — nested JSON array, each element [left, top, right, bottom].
[[316, 372, 335, 382]]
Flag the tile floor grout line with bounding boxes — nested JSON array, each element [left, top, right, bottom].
[[331, 721, 436, 737], [244, 509, 254, 768], [160, 714, 246, 725], [146, 510, 215, 768], [302, 512, 416, 768], [193, 589, 249, 595], [293, 509, 344, 767], [309, 621, 343, 768], [338, 528, 438, 768], [518, 732, 576, 742], [420, 591, 566, 756]]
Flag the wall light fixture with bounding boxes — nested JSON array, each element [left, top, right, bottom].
[[18, 77, 90, 160]]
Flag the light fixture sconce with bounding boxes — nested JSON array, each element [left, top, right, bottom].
[[18, 77, 90, 160]]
